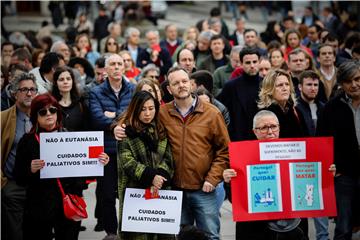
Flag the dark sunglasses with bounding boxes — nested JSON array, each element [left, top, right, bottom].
[[38, 107, 58, 116]]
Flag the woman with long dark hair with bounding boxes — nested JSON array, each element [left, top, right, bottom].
[[52, 66, 89, 131], [117, 91, 174, 240]]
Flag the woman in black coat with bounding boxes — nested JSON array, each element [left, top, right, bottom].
[[257, 69, 308, 138], [51, 66, 90, 131], [14, 94, 108, 240], [257, 69, 309, 239]]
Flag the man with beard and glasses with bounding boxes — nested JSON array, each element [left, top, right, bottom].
[[1, 73, 38, 240]]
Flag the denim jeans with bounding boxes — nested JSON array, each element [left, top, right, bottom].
[[181, 189, 220, 240], [313, 217, 329, 240], [334, 175, 360, 240], [215, 182, 225, 212]]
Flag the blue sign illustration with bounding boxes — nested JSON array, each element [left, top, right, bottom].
[[247, 164, 282, 213], [289, 162, 323, 211]]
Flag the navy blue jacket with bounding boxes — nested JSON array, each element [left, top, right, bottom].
[[89, 77, 135, 155], [120, 42, 145, 68]]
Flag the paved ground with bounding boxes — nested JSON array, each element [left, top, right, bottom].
[[2, 2, 270, 40], [80, 182, 337, 240]]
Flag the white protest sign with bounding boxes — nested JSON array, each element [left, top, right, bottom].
[[121, 188, 183, 234], [40, 131, 104, 179], [259, 141, 306, 161]]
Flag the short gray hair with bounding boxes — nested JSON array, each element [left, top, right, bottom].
[[140, 64, 160, 78], [198, 30, 214, 41], [145, 30, 160, 38], [253, 110, 279, 129], [104, 53, 122, 67], [11, 72, 37, 93], [124, 27, 140, 39], [337, 59, 360, 84], [50, 40, 66, 53], [107, 22, 121, 32], [230, 45, 243, 56]]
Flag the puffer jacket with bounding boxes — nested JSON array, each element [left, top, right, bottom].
[[159, 98, 230, 190], [89, 77, 135, 155]]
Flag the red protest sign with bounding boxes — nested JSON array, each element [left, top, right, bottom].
[[229, 137, 337, 222]]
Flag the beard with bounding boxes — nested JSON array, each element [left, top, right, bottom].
[[173, 90, 191, 100], [302, 93, 317, 102]]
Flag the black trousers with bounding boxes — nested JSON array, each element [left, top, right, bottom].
[[94, 177, 103, 223], [100, 153, 118, 235], [23, 205, 80, 240], [235, 219, 308, 240], [1, 180, 26, 240]]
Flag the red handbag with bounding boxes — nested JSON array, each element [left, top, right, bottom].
[[57, 179, 88, 221]]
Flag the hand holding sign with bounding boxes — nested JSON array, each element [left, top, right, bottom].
[[223, 169, 237, 183], [152, 175, 167, 190], [98, 152, 110, 166], [328, 164, 336, 176], [150, 44, 161, 62], [31, 159, 45, 173]]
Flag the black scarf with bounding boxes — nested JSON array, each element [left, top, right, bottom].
[[125, 123, 158, 152]]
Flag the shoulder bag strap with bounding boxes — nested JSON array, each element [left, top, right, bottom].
[[35, 133, 66, 198], [56, 179, 66, 198]]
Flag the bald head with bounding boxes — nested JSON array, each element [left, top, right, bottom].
[[178, 49, 195, 73]]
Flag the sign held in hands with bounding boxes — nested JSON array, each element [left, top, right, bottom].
[[39, 131, 104, 179]]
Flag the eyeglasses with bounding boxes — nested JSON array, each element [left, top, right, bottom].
[[107, 42, 117, 45], [38, 107, 58, 117], [17, 87, 38, 94], [255, 124, 279, 133]]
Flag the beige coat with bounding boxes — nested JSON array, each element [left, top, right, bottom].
[[1, 105, 17, 188]]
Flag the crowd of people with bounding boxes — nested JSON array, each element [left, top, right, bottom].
[[1, 1, 360, 240]]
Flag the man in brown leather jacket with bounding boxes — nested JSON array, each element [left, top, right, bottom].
[[161, 66, 230, 240], [114, 66, 230, 239]]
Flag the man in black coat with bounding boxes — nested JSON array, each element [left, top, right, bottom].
[[94, 6, 111, 52], [217, 47, 261, 141]]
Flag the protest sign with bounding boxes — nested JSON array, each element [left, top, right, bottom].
[[39, 131, 104, 178], [121, 188, 183, 234], [229, 137, 336, 222]]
